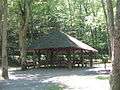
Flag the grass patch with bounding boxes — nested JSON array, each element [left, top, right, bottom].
[[47, 84, 63, 90], [96, 76, 110, 80]]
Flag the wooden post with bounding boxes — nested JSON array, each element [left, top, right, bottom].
[[50, 51, 54, 67], [36, 51, 41, 61], [67, 52, 72, 69], [89, 52, 93, 67], [81, 50, 84, 67], [33, 50, 37, 68]]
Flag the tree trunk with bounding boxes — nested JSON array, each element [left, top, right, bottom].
[[101, 0, 112, 60], [108, 0, 120, 90], [106, 0, 114, 54], [0, 0, 2, 65], [19, 22, 27, 70], [1, 0, 9, 79], [19, 0, 30, 70]]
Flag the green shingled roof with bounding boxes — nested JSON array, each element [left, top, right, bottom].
[[27, 30, 97, 52]]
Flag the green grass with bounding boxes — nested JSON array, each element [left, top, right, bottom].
[[96, 76, 110, 80], [47, 84, 63, 90]]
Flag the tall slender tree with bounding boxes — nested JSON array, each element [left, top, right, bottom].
[[19, 0, 31, 70], [106, 0, 114, 53], [101, 0, 111, 60], [0, 0, 2, 64], [1, 0, 9, 79], [106, 0, 120, 90]]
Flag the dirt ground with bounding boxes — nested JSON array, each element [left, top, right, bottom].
[[0, 64, 111, 90]]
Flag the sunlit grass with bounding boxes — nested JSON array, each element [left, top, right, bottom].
[[47, 84, 63, 90], [96, 76, 110, 80]]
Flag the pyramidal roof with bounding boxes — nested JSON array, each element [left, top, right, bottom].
[[27, 30, 97, 52]]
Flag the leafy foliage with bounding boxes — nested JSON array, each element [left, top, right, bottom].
[[6, 0, 110, 65]]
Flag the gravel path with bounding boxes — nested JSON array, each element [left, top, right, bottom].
[[0, 64, 111, 90]]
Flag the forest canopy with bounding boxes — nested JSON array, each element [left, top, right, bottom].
[[6, 0, 111, 64]]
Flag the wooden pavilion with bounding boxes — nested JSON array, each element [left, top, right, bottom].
[[26, 30, 97, 69]]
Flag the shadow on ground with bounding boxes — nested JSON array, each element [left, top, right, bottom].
[[0, 67, 109, 90]]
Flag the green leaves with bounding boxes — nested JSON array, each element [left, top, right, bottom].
[[6, 0, 109, 60]]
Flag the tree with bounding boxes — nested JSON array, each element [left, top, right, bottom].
[[106, 0, 120, 90], [0, 0, 2, 64], [1, 0, 9, 79], [19, 0, 31, 70], [0, 0, 110, 68], [101, 0, 111, 59]]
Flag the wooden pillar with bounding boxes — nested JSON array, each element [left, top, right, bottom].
[[36, 50, 41, 61], [50, 51, 54, 67], [67, 52, 72, 69], [89, 52, 93, 67], [81, 50, 84, 67], [46, 51, 49, 67], [32, 50, 36, 68]]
